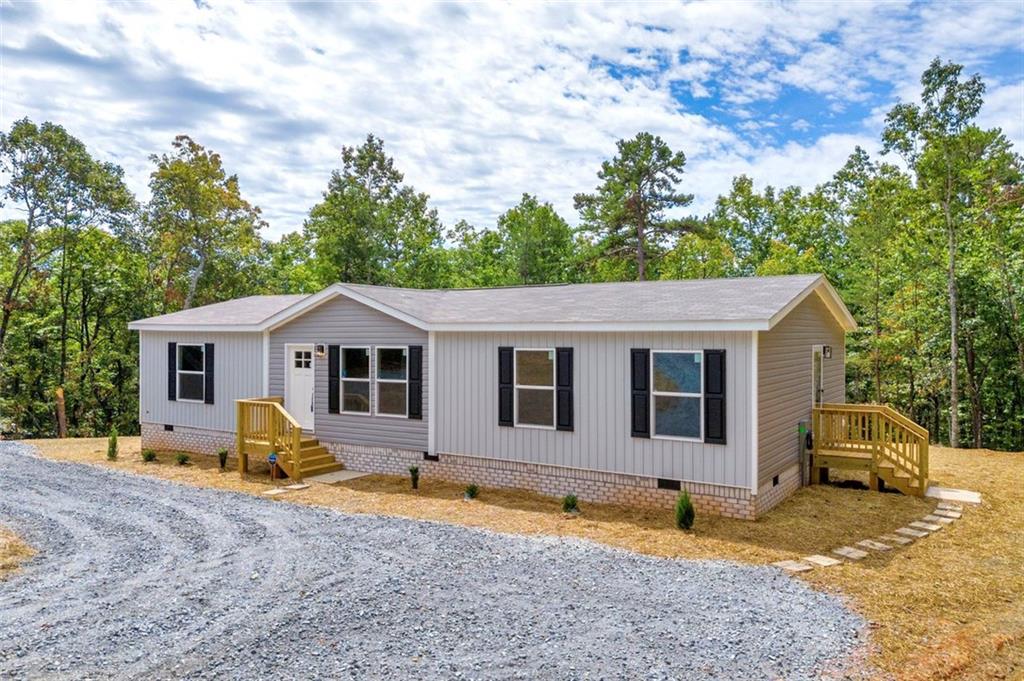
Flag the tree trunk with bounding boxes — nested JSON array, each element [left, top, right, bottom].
[[183, 248, 207, 310], [55, 387, 68, 438], [943, 194, 960, 448]]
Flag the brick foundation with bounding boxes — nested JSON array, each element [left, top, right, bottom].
[[141, 422, 235, 457], [754, 463, 802, 515]]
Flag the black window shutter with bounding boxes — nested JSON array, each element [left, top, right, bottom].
[[167, 342, 177, 401], [630, 348, 650, 438], [327, 345, 340, 414], [498, 346, 513, 427], [408, 345, 423, 419], [204, 343, 215, 405], [704, 349, 726, 444], [556, 347, 574, 431]]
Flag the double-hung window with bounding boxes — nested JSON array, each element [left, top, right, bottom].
[[652, 351, 702, 440], [177, 344, 205, 402], [341, 347, 371, 414], [515, 348, 555, 428], [376, 347, 408, 417]]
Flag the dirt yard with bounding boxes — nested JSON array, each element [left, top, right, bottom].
[[0, 524, 34, 580], [24, 437, 1024, 679]]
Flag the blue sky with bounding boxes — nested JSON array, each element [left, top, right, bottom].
[[1, 0, 1021, 238]]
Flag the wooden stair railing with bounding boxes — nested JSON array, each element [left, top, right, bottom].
[[236, 397, 305, 481], [811, 403, 929, 496]]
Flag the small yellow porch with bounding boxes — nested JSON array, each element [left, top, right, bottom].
[[811, 403, 929, 496], [235, 397, 342, 482]]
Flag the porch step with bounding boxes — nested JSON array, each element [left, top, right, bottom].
[[298, 461, 345, 477]]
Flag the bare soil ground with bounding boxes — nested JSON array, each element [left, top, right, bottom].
[[25, 437, 1024, 679], [0, 524, 34, 579]]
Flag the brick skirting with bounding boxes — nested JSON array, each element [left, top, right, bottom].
[[754, 463, 802, 515], [141, 422, 235, 457]]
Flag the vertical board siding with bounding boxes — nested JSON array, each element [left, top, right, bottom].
[[139, 330, 263, 431], [757, 291, 846, 486], [435, 331, 752, 488], [268, 295, 429, 451]]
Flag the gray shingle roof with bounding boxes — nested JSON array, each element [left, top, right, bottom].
[[343, 274, 826, 325], [128, 295, 307, 328]]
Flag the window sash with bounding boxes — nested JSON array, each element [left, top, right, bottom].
[[651, 350, 703, 441], [514, 348, 555, 429], [376, 346, 408, 417], [340, 346, 371, 414], [176, 344, 205, 402]]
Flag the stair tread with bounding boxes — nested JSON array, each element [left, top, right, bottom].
[[299, 463, 344, 475]]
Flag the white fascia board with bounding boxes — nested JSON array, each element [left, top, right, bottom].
[[128, 323, 263, 332], [766, 277, 857, 332], [427, 320, 770, 332], [263, 284, 431, 332]]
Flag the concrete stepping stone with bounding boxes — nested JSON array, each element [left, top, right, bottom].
[[284, 483, 310, 490], [895, 527, 929, 539], [772, 559, 813, 573], [832, 546, 869, 560], [910, 520, 943, 532], [933, 509, 962, 519], [262, 488, 289, 496], [804, 554, 842, 567], [880, 534, 913, 546], [937, 502, 963, 512], [923, 514, 954, 525], [856, 539, 892, 552], [926, 486, 981, 504]]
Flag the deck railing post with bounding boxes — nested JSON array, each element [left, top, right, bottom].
[[267, 404, 278, 467], [236, 401, 247, 476]]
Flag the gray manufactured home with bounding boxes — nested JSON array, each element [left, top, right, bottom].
[[129, 274, 858, 518]]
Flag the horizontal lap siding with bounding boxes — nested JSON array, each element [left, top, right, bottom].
[[435, 331, 752, 489], [139, 330, 262, 431], [268, 296, 428, 451], [757, 291, 845, 487]]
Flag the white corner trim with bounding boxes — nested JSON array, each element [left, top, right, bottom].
[[262, 330, 270, 396], [750, 330, 759, 495], [427, 330, 436, 456]]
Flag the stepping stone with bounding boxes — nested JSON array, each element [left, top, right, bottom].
[[263, 488, 289, 496], [895, 527, 929, 539], [933, 509, 962, 519], [284, 483, 310, 490], [926, 486, 981, 504], [804, 554, 842, 567], [772, 559, 813, 573], [923, 514, 955, 525], [910, 520, 943, 532], [856, 539, 892, 551], [880, 534, 913, 546], [937, 502, 963, 512], [832, 546, 869, 560]]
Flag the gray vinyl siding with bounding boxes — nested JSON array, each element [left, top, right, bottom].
[[268, 295, 428, 451], [435, 331, 753, 488], [757, 291, 845, 487], [139, 330, 262, 431]]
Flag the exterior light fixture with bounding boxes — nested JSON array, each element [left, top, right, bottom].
[[315, 344, 326, 358]]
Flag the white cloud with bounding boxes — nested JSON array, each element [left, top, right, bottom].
[[0, 0, 1020, 239]]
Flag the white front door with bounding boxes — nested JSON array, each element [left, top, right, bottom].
[[286, 344, 315, 430]]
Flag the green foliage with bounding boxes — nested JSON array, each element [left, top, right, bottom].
[[141, 449, 157, 463], [217, 448, 229, 469], [574, 132, 696, 280], [562, 494, 579, 513], [675, 491, 695, 530], [175, 453, 190, 466], [408, 465, 420, 490], [107, 426, 118, 461], [464, 484, 479, 499]]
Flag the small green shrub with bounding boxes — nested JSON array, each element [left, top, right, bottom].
[[106, 426, 118, 461], [217, 448, 229, 469], [141, 449, 157, 463], [175, 452, 191, 466], [562, 494, 579, 513], [408, 465, 420, 490], [464, 484, 479, 499], [675, 491, 695, 530]]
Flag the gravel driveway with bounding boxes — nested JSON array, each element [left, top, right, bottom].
[[0, 442, 865, 679]]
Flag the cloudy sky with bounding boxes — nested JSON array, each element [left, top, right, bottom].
[[2, 1, 1022, 239]]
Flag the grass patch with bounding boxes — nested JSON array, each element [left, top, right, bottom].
[[0, 525, 34, 580], [21, 436, 1024, 678]]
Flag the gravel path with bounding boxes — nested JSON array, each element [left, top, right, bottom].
[[0, 442, 865, 679]]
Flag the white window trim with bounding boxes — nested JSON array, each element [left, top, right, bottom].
[[651, 349, 704, 443], [176, 343, 205, 404], [375, 345, 409, 418], [340, 346, 372, 416], [513, 347, 556, 430]]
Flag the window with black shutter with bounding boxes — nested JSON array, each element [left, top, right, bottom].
[[327, 345, 340, 414], [555, 347, 573, 431], [408, 345, 423, 419], [498, 346, 513, 426], [704, 349, 726, 444], [630, 348, 650, 438]]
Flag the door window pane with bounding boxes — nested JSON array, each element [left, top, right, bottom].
[[653, 352, 701, 394], [517, 388, 553, 427], [654, 395, 701, 438]]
